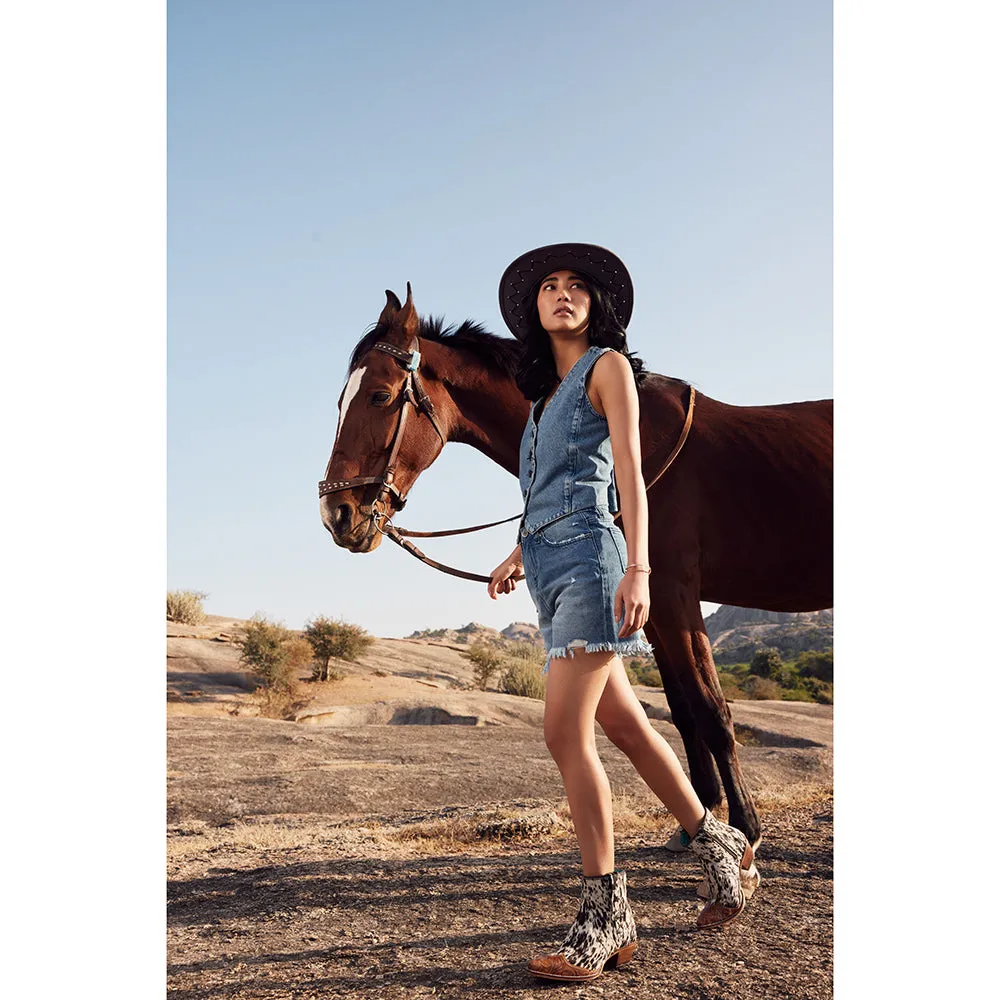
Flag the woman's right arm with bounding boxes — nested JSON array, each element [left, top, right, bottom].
[[487, 543, 523, 599]]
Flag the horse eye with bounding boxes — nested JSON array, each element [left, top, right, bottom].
[[371, 390, 392, 405]]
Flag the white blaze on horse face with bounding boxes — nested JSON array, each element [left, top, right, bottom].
[[334, 365, 367, 448]]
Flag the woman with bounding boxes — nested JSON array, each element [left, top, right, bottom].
[[488, 243, 759, 982]]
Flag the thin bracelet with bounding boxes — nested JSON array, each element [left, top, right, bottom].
[[625, 564, 652, 574]]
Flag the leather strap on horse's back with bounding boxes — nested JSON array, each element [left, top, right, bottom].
[[615, 384, 696, 518]]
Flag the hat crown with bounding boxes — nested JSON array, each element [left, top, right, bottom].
[[498, 243, 634, 341]]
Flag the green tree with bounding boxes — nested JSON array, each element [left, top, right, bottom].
[[749, 647, 784, 679], [236, 614, 296, 691], [304, 616, 375, 679], [796, 649, 834, 683]]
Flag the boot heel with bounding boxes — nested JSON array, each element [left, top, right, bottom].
[[740, 862, 761, 899], [740, 843, 761, 899], [606, 941, 636, 967]]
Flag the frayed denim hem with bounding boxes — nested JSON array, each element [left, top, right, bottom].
[[541, 636, 655, 675]]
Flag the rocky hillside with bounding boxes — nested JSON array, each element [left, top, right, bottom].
[[405, 621, 543, 646], [404, 620, 655, 660], [402, 607, 833, 667], [705, 606, 833, 665]]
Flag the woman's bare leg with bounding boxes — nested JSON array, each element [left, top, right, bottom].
[[543, 649, 618, 876], [595, 657, 706, 835]]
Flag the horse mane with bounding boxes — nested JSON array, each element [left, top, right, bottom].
[[349, 316, 522, 380], [348, 315, 690, 391]]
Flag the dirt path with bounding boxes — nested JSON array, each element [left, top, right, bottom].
[[167, 626, 832, 997], [168, 800, 831, 999], [168, 720, 831, 998]]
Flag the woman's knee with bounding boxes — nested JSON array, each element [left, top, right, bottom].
[[597, 706, 652, 755], [543, 717, 592, 759]]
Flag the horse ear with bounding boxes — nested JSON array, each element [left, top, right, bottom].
[[398, 281, 419, 338], [378, 290, 402, 325]]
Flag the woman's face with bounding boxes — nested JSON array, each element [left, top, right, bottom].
[[536, 270, 591, 338]]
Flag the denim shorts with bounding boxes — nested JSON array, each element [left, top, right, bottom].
[[519, 506, 655, 674]]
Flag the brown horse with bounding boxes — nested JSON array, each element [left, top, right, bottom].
[[320, 287, 833, 847]]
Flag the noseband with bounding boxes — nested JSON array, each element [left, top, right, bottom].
[[318, 340, 446, 526]]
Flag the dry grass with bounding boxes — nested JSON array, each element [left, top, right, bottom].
[[752, 782, 833, 812], [167, 816, 400, 860], [247, 681, 311, 720], [168, 776, 832, 864]]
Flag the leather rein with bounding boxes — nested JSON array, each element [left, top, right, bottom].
[[318, 339, 696, 584]]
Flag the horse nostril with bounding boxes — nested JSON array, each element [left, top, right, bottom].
[[320, 500, 348, 540], [335, 504, 353, 530]]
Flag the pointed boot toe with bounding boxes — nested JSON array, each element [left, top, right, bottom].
[[527, 869, 638, 981], [528, 952, 602, 981], [697, 896, 746, 929]]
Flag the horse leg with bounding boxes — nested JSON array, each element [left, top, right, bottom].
[[649, 581, 762, 849], [641, 616, 722, 814]]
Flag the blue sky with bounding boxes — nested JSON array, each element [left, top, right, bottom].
[[168, 0, 831, 636]]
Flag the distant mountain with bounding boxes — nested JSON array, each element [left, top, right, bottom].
[[500, 621, 543, 644], [404, 620, 658, 661], [405, 621, 544, 647], [704, 606, 833, 664]]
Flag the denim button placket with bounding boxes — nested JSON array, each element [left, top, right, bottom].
[[518, 345, 621, 537]]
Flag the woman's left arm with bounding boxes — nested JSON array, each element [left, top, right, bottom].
[[592, 351, 650, 638]]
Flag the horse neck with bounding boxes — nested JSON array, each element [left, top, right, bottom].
[[423, 339, 527, 476]]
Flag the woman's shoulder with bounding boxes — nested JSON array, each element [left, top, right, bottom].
[[590, 346, 631, 376]]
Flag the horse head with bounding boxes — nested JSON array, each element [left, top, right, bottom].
[[319, 283, 451, 552]]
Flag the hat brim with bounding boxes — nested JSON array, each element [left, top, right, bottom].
[[498, 242, 634, 342]]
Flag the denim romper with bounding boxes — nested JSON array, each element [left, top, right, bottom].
[[518, 344, 655, 674]]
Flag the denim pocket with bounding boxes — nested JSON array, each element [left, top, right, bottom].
[[535, 514, 593, 547], [588, 517, 628, 574]]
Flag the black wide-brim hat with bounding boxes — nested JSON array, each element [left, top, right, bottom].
[[498, 242, 634, 342]]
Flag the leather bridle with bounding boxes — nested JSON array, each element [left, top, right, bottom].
[[319, 340, 697, 584], [319, 340, 446, 529]]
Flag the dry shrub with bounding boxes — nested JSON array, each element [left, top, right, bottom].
[[498, 657, 545, 699], [742, 675, 783, 700], [167, 590, 207, 625], [282, 637, 315, 673], [505, 641, 545, 665], [235, 614, 299, 692], [464, 640, 505, 691], [250, 683, 309, 721], [629, 659, 660, 686], [718, 672, 747, 701]]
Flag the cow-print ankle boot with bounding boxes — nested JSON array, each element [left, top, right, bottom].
[[686, 809, 761, 929], [528, 869, 638, 981]]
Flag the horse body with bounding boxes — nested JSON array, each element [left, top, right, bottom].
[[321, 290, 832, 846], [640, 376, 833, 611]]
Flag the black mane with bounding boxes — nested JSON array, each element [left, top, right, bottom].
[[349, 316, 522, 380], [347, 314, 688, 391]]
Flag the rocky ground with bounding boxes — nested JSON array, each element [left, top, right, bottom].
[[167, 616, 833, 999]]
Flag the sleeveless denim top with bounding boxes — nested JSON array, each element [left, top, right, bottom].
[[518, 345, 620, 539]]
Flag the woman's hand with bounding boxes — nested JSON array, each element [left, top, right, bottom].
[[487, 551, 523, 599], [614, 568, 650, 637]]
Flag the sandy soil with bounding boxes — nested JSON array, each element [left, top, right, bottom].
[[167, 617, 833, 998]]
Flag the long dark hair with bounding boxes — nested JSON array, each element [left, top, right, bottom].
[[513, 273, 649, 402]]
